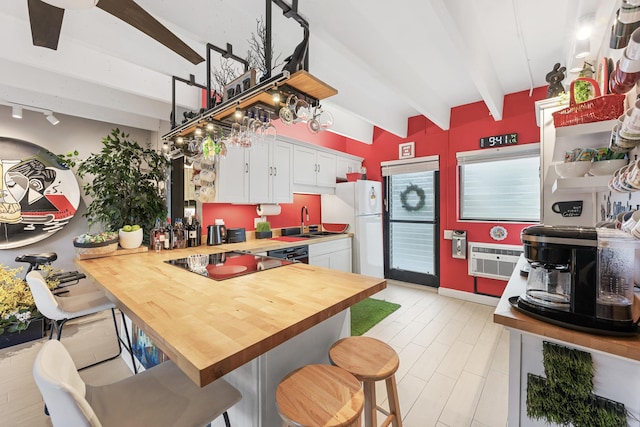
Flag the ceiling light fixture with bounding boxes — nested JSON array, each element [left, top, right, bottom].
[[271, 85, 281, 104], [234, 105, 243, 120], [576, 13, 595, 40], [575, 38, 590, 58], [206, 121, 215, 132], [12, 105, 22, 119], [45, 112, 60, 125], [175, 136, 184, 146], [194, 126, 203, 137]]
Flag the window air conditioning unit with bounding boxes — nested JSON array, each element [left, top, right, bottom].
[[468, 242, 523, 281]]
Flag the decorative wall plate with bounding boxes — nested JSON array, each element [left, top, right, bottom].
[[0, 137, 80, 249], [490, 225, 507, 241]]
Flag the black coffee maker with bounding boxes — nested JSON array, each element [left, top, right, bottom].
[[518, 225, 638, 335]]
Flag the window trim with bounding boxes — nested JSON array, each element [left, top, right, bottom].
[[457, 143, 540, 223]]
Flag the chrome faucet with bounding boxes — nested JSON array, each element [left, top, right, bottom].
[[301, 206, 309, 233]]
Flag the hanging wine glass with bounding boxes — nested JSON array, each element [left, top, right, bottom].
[[263, 114, 278, 142]]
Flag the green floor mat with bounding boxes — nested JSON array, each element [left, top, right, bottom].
[[350, 298, 401, 336]]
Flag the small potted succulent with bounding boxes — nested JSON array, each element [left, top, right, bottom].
[[255, 221, 272, 239]]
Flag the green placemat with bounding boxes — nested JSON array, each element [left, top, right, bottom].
[[350, 298, 401, 336]]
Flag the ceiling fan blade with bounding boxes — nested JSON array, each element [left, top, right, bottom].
[[27, 0, 65, 50], [96, 0, 204, 64]]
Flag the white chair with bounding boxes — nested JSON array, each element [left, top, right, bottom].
[[26, 270, 137, 372], [34, 339, 242, 427]]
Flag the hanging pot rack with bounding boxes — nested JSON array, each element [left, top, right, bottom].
[[161, 0, 337, 143]]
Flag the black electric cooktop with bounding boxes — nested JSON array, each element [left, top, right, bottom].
[[165, 251, 293, 281]]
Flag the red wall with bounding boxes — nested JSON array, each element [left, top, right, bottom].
[[201, 86, 547, 297], [345, 87, 547, 296]]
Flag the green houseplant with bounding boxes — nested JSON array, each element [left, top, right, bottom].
[[0, 265, 59, 346], [59, 128, 168, 244], [255, 221, 272, 239]]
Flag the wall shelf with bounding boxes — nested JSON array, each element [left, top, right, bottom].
[[551, 175, 610, 193], [552, 119, 617, 163]]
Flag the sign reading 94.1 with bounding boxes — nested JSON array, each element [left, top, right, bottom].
[[479, 133, 518, 149]]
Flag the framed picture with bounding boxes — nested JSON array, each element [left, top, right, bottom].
[[399, 141, 415, 159], [223, 69, 257, 102]]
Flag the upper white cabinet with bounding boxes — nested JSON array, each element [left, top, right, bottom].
[[213, 136, 363, 202], [336, 156, 362, 180], [293, 145, 337, 191], [215, 139, 293, 204], [268, 140, 294, 203], [215, 147, 249, 203]]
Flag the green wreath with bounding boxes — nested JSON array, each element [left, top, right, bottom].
[[400, 183, 425, 211]]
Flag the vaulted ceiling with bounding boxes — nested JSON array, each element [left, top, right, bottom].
[[0, 0, 618, 143]]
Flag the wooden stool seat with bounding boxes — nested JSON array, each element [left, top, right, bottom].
[[276, 364, 364, 427], [329, 336, 402, 427]]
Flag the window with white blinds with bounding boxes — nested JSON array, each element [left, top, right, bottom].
[[457, 144, 540, 222]]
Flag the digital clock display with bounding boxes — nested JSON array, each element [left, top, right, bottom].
[[480, 133, 518, 148]]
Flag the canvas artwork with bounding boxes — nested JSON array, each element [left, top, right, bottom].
[[0, 137, 80, 249], [132, 323, 168, 369]]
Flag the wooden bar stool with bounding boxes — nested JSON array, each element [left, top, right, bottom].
[[329, 336, 402, 427], [276, 364, 364, 427]]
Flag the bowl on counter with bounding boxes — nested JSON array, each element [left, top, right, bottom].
[[554, 161, 592, 178], [589, 159, 628, 176]]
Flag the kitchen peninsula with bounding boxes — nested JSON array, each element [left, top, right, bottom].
[[494, 256, 640, 427], [75, 234, 385, 427]]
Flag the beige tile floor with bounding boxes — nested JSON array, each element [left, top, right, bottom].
[[0, 280, 508, 427]]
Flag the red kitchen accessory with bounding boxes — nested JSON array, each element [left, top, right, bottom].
[[322, 223, 349, 233], [552, 77, 626, 128]]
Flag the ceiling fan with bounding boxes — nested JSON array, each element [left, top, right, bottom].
[[26, 0, 204, 64]]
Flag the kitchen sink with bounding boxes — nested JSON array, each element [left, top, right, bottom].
[[294, 231, 342, 238]]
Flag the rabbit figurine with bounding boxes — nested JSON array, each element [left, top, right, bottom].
[[546, 63, 566, 98]]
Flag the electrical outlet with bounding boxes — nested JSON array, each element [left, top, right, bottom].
[[254, 217, 262, 227]]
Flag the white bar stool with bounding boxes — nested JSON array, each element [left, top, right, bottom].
[[26, 270, 137, 373], [33, 339, 242, 427]]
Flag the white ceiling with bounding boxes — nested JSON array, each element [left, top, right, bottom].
[[0, 0, 619, 143]]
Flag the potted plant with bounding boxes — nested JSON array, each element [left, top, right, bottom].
[[59, 128, 168, 245], [0, 265, 59, 348], [255, 221, 272, 239]]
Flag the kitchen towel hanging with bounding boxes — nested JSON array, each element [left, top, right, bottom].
[[256, 204, 281, 216], [552, 77, 626, 128]]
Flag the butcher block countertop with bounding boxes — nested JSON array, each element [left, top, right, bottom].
[[494, 255, 640, 362], [74, 234, 385, 387]]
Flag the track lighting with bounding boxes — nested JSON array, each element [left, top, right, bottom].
[[575, 38, 590, 59], [271, 85, 281, 104], [12, 106, 22, 119], [45, 112, 60, 125]]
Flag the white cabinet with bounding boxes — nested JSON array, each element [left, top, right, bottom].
[[215, 140, 293, 204], [270, 140, 294, 203], [293, 145, 337, 190], [215, 147, 249, 203], [336, 156, 362, 180], [309, 238, 352, 273]]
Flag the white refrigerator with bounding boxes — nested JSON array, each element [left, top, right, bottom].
[[321, 180, 384, 278]]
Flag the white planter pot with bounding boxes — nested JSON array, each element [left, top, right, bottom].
[[118, 228, 143, 249]]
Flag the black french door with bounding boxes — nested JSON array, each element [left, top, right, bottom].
[[383, 170, 440, 287]]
